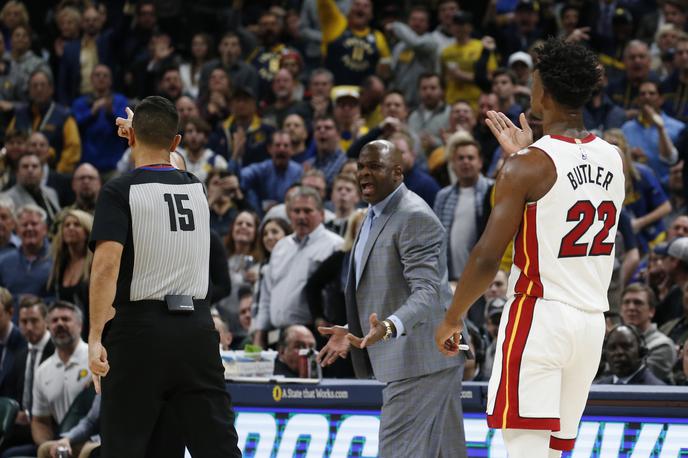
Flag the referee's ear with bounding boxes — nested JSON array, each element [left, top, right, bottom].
[[169, 134, 182, 153]]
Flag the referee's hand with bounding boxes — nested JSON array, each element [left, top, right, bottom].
[[89, 341, 110, 394]]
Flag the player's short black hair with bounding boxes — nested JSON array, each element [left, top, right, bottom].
[[534, 38, 601, 109], [133, 96, 179, 149]]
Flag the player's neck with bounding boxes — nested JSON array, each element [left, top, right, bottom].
[[133, 147, 172, 168], [542, 109, 588, 139]]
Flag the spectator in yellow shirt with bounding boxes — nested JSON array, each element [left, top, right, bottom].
[[440, 11, 497, 109]]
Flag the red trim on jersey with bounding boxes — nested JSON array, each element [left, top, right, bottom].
[[513, 205, 543, 297], [487, 296, 560, 430], [550, 437, 576, 451], [549, 133, 596, 144]]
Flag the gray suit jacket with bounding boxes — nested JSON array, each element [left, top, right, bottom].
[[346, 184, 462, 383], [1, 184, 60, 215]]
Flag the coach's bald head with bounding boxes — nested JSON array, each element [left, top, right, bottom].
[[357, 139, 404, 205]]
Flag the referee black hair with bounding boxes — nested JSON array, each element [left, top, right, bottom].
[[534, 38, 602, 110], [132, 96, 179, 150]]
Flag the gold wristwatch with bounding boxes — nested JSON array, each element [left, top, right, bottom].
[[381, 320, 394, 341]]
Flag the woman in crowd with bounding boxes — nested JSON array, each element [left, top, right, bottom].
[[225, 210, 263, 290], [255, 217, 292, 304], [9, 24, 49, 96], [50, 6, 81, 77], [605, 128, 671, 253], [180, 33, 214, 99], [48, 209, 93, 338]]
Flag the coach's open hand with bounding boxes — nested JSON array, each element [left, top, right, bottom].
[[350, 313, 387, 349], [89, 340, 109, 394], [317, 325, 350, 367], [435, 318, 464, 357]]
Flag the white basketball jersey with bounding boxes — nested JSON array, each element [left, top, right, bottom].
[[507, 134, 625, 312]]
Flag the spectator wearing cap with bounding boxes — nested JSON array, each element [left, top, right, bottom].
[[620, 283, 676, 382], [495, 0, 544, 63], [595, 325, 666, 385], [408, 73, 451, 155], [308, 116, 348, 191], [387, 6, 437, 109], [263, 69, 311, 129], [71, 64, 128, 176], [606, 40, 658, 118], [180, 116, 228, 183], [657, 237, 688, 326], [431, 0, 460, 54], [331, 85, 366, 152], [240, 130, 303, 215], [0, 205, 52, 307], [199, 32, 259, 99], [216, 85, 275, 168], [621, 80, 683, 184], [7, 69, 81, 174], [661, 34, 688, 124], [506, 51, 533, 109], [318, 0, 391, 86], [0, 197, 19, 257], [440, 10, 497, 109]]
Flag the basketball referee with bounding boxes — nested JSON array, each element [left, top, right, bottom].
[[88, 96, 241, 458]]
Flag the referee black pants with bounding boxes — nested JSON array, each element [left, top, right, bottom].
[[100, 301, 241, 458]]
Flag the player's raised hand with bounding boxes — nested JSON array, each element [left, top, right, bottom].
[[486, 111, 533, 156], [116, 107, 134, 143]]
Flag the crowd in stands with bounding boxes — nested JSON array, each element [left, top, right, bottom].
[[1, 0, 688, 453]]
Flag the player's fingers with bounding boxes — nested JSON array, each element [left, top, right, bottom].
[[126, 106, 134, 119], [92, 375, 101, 394], [498, 112, 515, 129], [369, 312, 378, 328], [486, 111, 502, 131], [519, 112, 531, 133]]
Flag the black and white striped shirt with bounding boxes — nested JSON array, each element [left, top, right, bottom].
[[89, 166, 210, 305]]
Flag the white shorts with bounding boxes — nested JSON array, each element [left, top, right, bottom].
[[486, 296, 605, 451]]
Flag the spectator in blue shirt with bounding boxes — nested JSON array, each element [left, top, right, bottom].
[[392, 131, 439, 208], [71, 64, 128, 176], [241, 130, 303, 215], [621, 80, 684, 184], [0, 204, 52, 312], [606, 129, 671, 253]]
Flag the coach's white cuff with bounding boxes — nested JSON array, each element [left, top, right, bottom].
[[387, 315, 404, 338]]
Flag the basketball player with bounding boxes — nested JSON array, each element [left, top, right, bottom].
[[435, 38, 625, 457], [88, 97, 241, 457]]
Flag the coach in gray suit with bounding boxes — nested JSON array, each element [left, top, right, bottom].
[[318, 140, 467, 457]]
